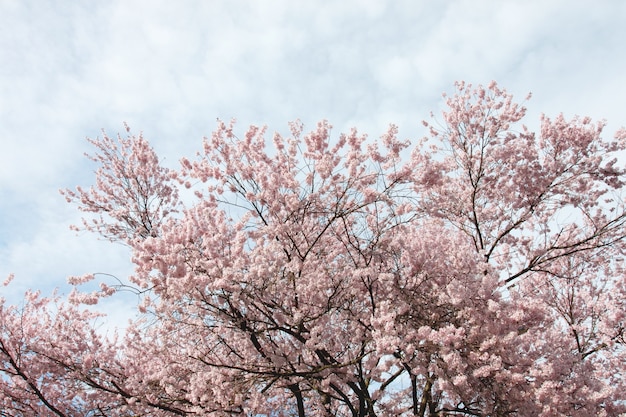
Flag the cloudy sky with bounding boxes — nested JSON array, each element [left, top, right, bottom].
[[1, 0, 626, 325]]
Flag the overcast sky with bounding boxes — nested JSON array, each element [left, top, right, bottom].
[[1, 0, 626, 325]]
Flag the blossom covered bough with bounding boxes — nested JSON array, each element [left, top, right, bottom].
[[2, 81, 626, 416]]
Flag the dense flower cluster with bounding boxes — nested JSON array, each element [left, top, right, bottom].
[[2, 82, 626, 416]]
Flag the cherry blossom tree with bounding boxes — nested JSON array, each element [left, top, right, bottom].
[[2, 81, 626, 416]]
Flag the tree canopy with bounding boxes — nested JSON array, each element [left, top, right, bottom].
[[2, 81, 626, 416]]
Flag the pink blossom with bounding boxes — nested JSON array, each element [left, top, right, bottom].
[[2, 82, 626, 416]]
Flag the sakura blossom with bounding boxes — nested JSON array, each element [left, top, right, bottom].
[[2, 82, 625, 416]]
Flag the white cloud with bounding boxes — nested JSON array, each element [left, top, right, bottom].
[[1, 0, 625, 319]]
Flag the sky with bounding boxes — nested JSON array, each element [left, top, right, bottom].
[[1, 0, 626, 327]]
